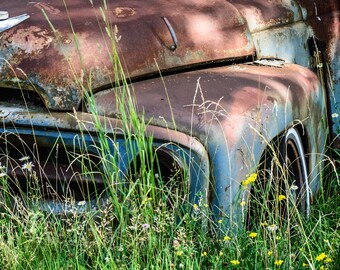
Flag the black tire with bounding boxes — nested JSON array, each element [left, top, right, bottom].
[[279, 127, 310, 217], [247, 127, 310, 227]]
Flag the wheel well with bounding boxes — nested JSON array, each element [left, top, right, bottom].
[[247, 124, 311, 228], [258, 124, 310, 176]]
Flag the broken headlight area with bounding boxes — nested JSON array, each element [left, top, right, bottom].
[[0, 88, 46, 108], [0, 127, 106, 213]]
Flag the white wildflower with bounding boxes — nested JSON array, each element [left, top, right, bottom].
[[290, 185, 299, 191], [19, 156, 30, 162], [0, 163, 5, 170], [331, 113, 339, 118], [22, 161, 34, 172], [267, 224, 278, 232]]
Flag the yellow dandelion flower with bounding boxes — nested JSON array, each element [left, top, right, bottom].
[[316, 252, 327, 261], [324, 257, 332, 263], [240, 201, 246, 206], [302, 263, 308, 267], [176, 250, 183, 256], [278, 195, 286, 201], [193, 204, 198, 210], [320, 266, 328, 270], [242, 173, 258, 187], [248, 173, 257, 183], [274, 260, 284, 266], [242, 180, 250, 187], [249, 232, 258, 238], [201, 251, 207, 257], [230, 260, 240, 265], [204, 203, 209, 208], [267, 251, 273, 256], [219, 251, 224, 256], [218, 219, 223, 224], [223, 235, 231, 241]]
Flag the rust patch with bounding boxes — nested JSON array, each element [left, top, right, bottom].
[[34, 2, 61, 15], [230, 0, 302, 32], [114, 7, 136, 18], [2, 26, 52, 54]]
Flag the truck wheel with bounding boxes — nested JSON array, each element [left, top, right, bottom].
[[279, 127, 310, 217], [247, 127, 310, 227]]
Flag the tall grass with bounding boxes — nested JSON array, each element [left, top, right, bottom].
[[0, 159, 338, 269], [0, 2, 339, 269]]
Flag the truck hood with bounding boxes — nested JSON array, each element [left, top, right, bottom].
[[0, 0, 304, 111]]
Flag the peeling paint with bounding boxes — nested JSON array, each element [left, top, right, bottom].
[[2, 26, 53, 54], [114, 7, 136, 18]]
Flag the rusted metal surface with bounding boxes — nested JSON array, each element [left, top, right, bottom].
[[94, 64, 318, 142], [0, 0, 254, 110], [93, 63, 327, 224], [1, 60, 327, 221], [297, 0, 340, 145], [229, 0, 303, 32], [231, 0, 339, 144]]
